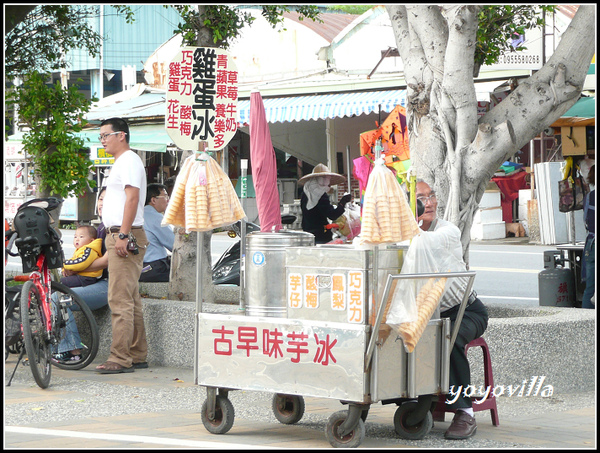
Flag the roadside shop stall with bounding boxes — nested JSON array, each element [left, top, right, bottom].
[[537, 96, 595, 307], [164, 146, 474, 447], [162, 46, 474, 447]]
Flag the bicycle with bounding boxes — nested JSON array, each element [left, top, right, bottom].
[[5, 197, 100, 388]]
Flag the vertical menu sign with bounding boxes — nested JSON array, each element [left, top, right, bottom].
[[166, 47, 238, 151]]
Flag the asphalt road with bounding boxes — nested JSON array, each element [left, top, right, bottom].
[[468, 241, 546, 307]]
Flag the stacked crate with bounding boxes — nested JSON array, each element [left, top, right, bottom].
[[470, 183, 505, 240]]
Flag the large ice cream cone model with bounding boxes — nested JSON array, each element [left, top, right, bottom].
[[397, 277, 447, 353], [162, 154, 245, 232], [360, 158, 420, 244]]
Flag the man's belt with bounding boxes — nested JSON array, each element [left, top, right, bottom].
[[108, 226, 143, 233]]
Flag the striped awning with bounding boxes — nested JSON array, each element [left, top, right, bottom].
[[237, 89, 406, 124]]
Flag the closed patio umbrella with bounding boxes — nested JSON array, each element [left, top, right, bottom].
[[250, 88, 282, 232]]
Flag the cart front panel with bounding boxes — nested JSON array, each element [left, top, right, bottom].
[[286, 245, 405, 324], [372, 318, 450, 400], [197, 313, 370, 402]]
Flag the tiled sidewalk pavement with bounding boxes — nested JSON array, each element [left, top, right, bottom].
[[4, 358, 596, 449]]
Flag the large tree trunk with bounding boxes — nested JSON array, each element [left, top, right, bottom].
[[168, 229, 214, 303], [168, 150, 216, 303], [386, 5, 595, 263]]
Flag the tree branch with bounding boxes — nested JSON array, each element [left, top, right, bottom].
[[482, 5, 595, 152]]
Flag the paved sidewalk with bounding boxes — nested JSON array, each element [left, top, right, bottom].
[[4, 356, 596, 449]]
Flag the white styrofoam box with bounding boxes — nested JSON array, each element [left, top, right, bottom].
[[479, 191, 501, 209], [473, 206, 503, 224], [470, 221, 506, 240], [518, 189, 532, 221], [520, 219, 530, 237]]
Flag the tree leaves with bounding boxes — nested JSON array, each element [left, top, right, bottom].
[[5, 5, 135, 79], [171, 5, 321, 48], [6, 71, 96, 198], [475, 5, 556, 70]]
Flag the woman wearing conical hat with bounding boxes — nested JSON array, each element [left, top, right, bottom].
[[298, 163, 352, 244]]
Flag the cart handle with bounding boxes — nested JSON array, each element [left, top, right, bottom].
[[364, 271, 476, 370]]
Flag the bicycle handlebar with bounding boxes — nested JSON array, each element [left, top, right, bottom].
[[5, 231, 19, 257]]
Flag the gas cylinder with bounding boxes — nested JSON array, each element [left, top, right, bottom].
[[538, 250, 575, 307]]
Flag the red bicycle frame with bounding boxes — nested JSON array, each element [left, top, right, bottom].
[[16, 253, 53, 340]]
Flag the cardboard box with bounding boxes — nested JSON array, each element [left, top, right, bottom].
[[561, 126, 587, 156]]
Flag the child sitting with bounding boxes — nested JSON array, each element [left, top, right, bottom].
[[61, 225, 104, 288]]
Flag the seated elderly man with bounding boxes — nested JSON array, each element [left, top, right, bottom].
[[139, 183, 175, 282], [415, 180, 489, 440]]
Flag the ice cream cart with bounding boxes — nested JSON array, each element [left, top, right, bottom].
[[195, 233, 475, 448]]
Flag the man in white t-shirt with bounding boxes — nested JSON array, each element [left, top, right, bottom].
[[95, 117, 149, 374]]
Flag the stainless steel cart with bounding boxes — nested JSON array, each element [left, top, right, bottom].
[[195, 238, 475, 448]]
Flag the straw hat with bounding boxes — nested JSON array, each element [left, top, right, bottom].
[[298, 163, 346, 186]]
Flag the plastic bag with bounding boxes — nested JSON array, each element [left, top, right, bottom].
[[333, 204, 362, 241], [360, 157, 419, 244], [162, 154, 246, 232], [558, 157, 588, 212], [162, 155, 195, 228], [385, 231, 464, 352]]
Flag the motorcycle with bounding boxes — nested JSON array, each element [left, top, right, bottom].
[[212, 215, 297, 286]]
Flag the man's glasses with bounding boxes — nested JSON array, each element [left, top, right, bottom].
[[98, 131, 124, 141], [416, 193, 436, 204], [155, 194, 169, 200]]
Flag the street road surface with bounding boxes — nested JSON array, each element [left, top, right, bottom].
[[6, 229, 549, 307]]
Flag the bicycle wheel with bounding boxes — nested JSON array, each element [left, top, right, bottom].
[[50, 282, 99, 370], [19, 280, 52, 389], [5, 284, 23, 361]]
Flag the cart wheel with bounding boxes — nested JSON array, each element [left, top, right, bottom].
[[201, 395, 235, 434], [272, 393, 305, 425], [361, 407, 369, 422], [325, 410, 366, 448], [393, 402, 433, 440]]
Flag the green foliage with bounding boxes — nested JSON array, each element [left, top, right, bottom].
[[112, 5, 136, 24], [260, 5, 322, 28], [6, 6, 101, 78], [5, 5, 135, 78], [171, 5, 252, 48], [171, 5, 321, 48], [325, 5, 372, 16], [476, 5, 556, 68], [6, 72, 96, 198]]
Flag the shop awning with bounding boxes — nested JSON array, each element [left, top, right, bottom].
[[551, 96, 595, 127], [85, 91, 167, 122], [76, 124, 174, 153], [563, 96, 594, 118], [237, 89, 407, 124], [7, 124, 173, 153]]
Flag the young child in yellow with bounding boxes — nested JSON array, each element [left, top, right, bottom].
[[61, 225, 104, 288]]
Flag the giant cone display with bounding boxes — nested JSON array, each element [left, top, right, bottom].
[[361, 158, 420, 244], [162, 155, 245, 232], [397, 277, 447, 353]]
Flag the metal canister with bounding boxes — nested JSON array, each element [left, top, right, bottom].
[[245, 231, 315, 317], [538, 250, 575, 307]]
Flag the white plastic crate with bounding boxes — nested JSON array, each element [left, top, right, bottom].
[[470, 221, 506, 240]]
